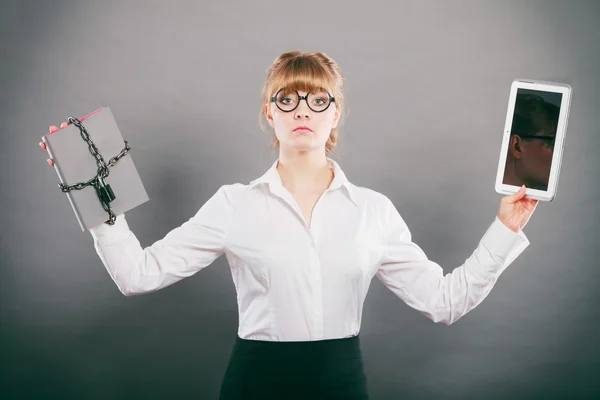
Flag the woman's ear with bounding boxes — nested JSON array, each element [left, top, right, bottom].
[[509, 135, 523, 159], [264, 103, 274, 128], [332, 108, 340, 129]]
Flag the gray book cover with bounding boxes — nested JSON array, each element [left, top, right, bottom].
[[42, 106, 149, 231]]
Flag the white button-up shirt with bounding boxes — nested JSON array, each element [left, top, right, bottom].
[[90, 158, 530, 341]]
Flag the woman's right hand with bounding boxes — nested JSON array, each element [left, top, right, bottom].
[[39, 121, 69, 167]]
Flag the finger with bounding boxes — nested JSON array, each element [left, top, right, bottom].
[[512, 185, 527, 202], [39, 141, 46, 150], [49, 125, 58, 133], [60, 121, 68, 128], [47, 158, 54, 167], [504, 185, 525, 204]]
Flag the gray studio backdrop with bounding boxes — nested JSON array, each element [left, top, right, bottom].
[[2, 0, 599, 398]]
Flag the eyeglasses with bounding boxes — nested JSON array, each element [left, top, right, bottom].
[[517, 134, 556, 149], [271, 88, 335, 113]]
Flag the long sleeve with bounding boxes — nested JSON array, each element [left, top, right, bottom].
[[376, 197, 530, 325], [89, 184, 239, 296]]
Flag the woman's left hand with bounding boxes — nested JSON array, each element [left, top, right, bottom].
[[497, 185, 539, 233]]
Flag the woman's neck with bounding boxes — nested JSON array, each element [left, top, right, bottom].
[[276, 152, 334, 194]]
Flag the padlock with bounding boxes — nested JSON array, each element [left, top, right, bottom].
[[97, 176, 116, 203]]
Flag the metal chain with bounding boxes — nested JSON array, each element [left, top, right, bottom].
[[57, 117, 131, 225]]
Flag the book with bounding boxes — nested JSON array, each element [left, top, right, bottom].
[[42, 106, 149, 231]]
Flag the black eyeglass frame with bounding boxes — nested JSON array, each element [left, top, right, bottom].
[[270, 88, 336, 113], [516, 134, 557, 147]]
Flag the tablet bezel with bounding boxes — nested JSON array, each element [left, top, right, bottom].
[[495, 79, 572, 202]]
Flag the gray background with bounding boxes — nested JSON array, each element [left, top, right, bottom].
[[2, 0, 599, 398]]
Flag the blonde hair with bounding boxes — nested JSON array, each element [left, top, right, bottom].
[[258, 51, 345, 154]]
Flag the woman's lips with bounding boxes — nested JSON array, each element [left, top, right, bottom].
[[293, 127, 312, 133]]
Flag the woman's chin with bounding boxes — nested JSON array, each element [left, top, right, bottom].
[[282, 141, 323, 152]]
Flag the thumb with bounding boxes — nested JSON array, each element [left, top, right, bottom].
[[506, 185, 526, 204]]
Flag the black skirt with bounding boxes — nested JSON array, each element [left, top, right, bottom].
[[218, 334, 369, 400]]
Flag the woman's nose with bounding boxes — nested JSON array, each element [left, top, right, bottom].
[[294, 100, 311, 119], [295, 112, 310, 119], [294, 107, 311, 119]]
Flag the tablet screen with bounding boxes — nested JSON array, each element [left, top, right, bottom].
[[502, 88, 563, 191]]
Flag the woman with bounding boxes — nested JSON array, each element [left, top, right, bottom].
[[40, 51, 538, 399]]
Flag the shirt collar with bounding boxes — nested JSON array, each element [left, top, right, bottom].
[[248, 157, 358, 207]]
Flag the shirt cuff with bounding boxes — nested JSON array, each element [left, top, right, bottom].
[[88, 213, 131, 244], [480, 216, 530, 263]]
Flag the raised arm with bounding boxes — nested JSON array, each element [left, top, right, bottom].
[[89, 184, 241, 296], [376, 196, 530, 325]]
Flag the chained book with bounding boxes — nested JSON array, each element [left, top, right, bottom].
[[42, 107, 149, 231]]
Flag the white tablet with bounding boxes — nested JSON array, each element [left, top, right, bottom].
[[495, 79, 572, 201]]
